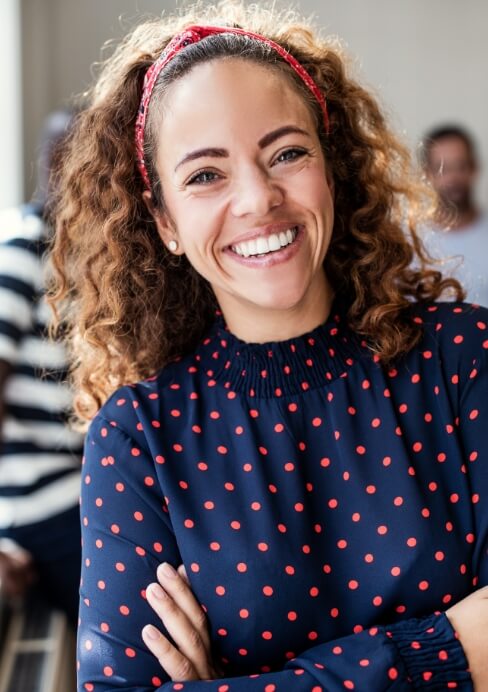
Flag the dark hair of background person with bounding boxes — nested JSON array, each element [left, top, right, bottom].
[[420, 124, 478, 171]]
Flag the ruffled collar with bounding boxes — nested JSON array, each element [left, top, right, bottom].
[[195, 299, 371, 398]]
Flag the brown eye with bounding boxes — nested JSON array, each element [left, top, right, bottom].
[[274, 148, 308, 165], [187, 170, 220, 185]]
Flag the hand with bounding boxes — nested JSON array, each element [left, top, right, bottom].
[[0, 548, 37, 599], [446, 586, 488, 689], [142, 562, 222, 681]]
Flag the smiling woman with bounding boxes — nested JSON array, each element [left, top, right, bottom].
[[48, 2, 488, 691]]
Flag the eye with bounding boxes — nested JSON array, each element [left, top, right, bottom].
[[274, 147, 308, 165], [187, 170, 221, 185]]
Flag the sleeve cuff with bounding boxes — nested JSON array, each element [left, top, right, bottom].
[[387, 612, 472, 689]]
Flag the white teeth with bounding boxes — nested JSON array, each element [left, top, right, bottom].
[[268, 234, 281, 251], [256, 237, 269, 254], [232, 227, 298, 257]]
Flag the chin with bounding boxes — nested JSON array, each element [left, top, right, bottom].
[[248, 285, 309, 313]]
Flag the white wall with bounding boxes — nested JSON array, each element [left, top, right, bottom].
[[21, 0, 488, 202], [0, 0, 23, 208]]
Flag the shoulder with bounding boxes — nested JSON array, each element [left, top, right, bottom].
[[409, 300, 488, 366], [88, 353, 198, 442], [0, 208, 47, 284], [0, 207, 46, 250]]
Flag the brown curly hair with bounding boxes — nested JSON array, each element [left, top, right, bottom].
[[48, 0, 462, 424]]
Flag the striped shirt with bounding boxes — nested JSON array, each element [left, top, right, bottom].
[[0, 206, 83, 528]]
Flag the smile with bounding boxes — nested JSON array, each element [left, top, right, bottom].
[[231, 227, 298, 257]]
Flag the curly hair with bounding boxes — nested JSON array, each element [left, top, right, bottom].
[[48, 0, 463, 424]]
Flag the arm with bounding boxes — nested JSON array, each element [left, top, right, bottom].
[[444, 329, 488, 688], [0, 237, 38, 595], [79, 414, 472, 691], [0, 359, 11, 448]]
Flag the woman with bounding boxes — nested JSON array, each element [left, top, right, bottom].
[[49, 2, 488, 690]]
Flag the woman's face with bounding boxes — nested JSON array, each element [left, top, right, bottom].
[[151, 57, 334, 338]]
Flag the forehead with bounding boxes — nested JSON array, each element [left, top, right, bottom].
[[429, 136, 471, 163], [156, 58, 316, 157]]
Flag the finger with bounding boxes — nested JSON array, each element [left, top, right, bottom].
[[146, 582, 211, 679], [177, 564, 190, 585], [156, 563, 211, 650], [142, 624, 198, 681]]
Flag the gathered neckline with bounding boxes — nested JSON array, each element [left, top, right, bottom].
[[195, 299, 372, 398]]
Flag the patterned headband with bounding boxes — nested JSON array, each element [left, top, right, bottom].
[[135, 24, 330, 191]]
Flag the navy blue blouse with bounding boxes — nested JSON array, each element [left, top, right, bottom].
[[78, 301, 488, 691]]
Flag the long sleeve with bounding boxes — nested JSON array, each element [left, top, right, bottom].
[[78, 413, 471, 691], [457, 334, 488, 587], [0, 233, 38, 366]]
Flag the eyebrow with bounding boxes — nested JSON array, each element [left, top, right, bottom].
[[174, 125, 310, 172]]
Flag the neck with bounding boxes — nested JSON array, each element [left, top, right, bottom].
[[217, 273, 335, 343]]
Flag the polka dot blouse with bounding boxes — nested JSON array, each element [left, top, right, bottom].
[[78, 301, 488, 690]]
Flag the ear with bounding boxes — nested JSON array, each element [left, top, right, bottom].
[[142, 191, 184, 255]]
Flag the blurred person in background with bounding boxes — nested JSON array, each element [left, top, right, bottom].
[[421, 124, 488, 307], [0, 109, 83, 623]]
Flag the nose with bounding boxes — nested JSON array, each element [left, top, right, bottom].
[[230, 166, 284, 218]]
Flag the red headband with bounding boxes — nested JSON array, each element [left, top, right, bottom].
[[135, 24, 330, 191]]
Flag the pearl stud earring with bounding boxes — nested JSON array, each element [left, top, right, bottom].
[[168, 240, 178, 252]]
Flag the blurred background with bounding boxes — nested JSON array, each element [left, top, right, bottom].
[[1, 0, 488, 208]]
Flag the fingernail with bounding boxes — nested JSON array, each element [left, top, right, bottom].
[[178, 564, 188, 581], [149, 583, 167, 600], [143, 624, 160, 641], [159, 562, 177, 578]]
